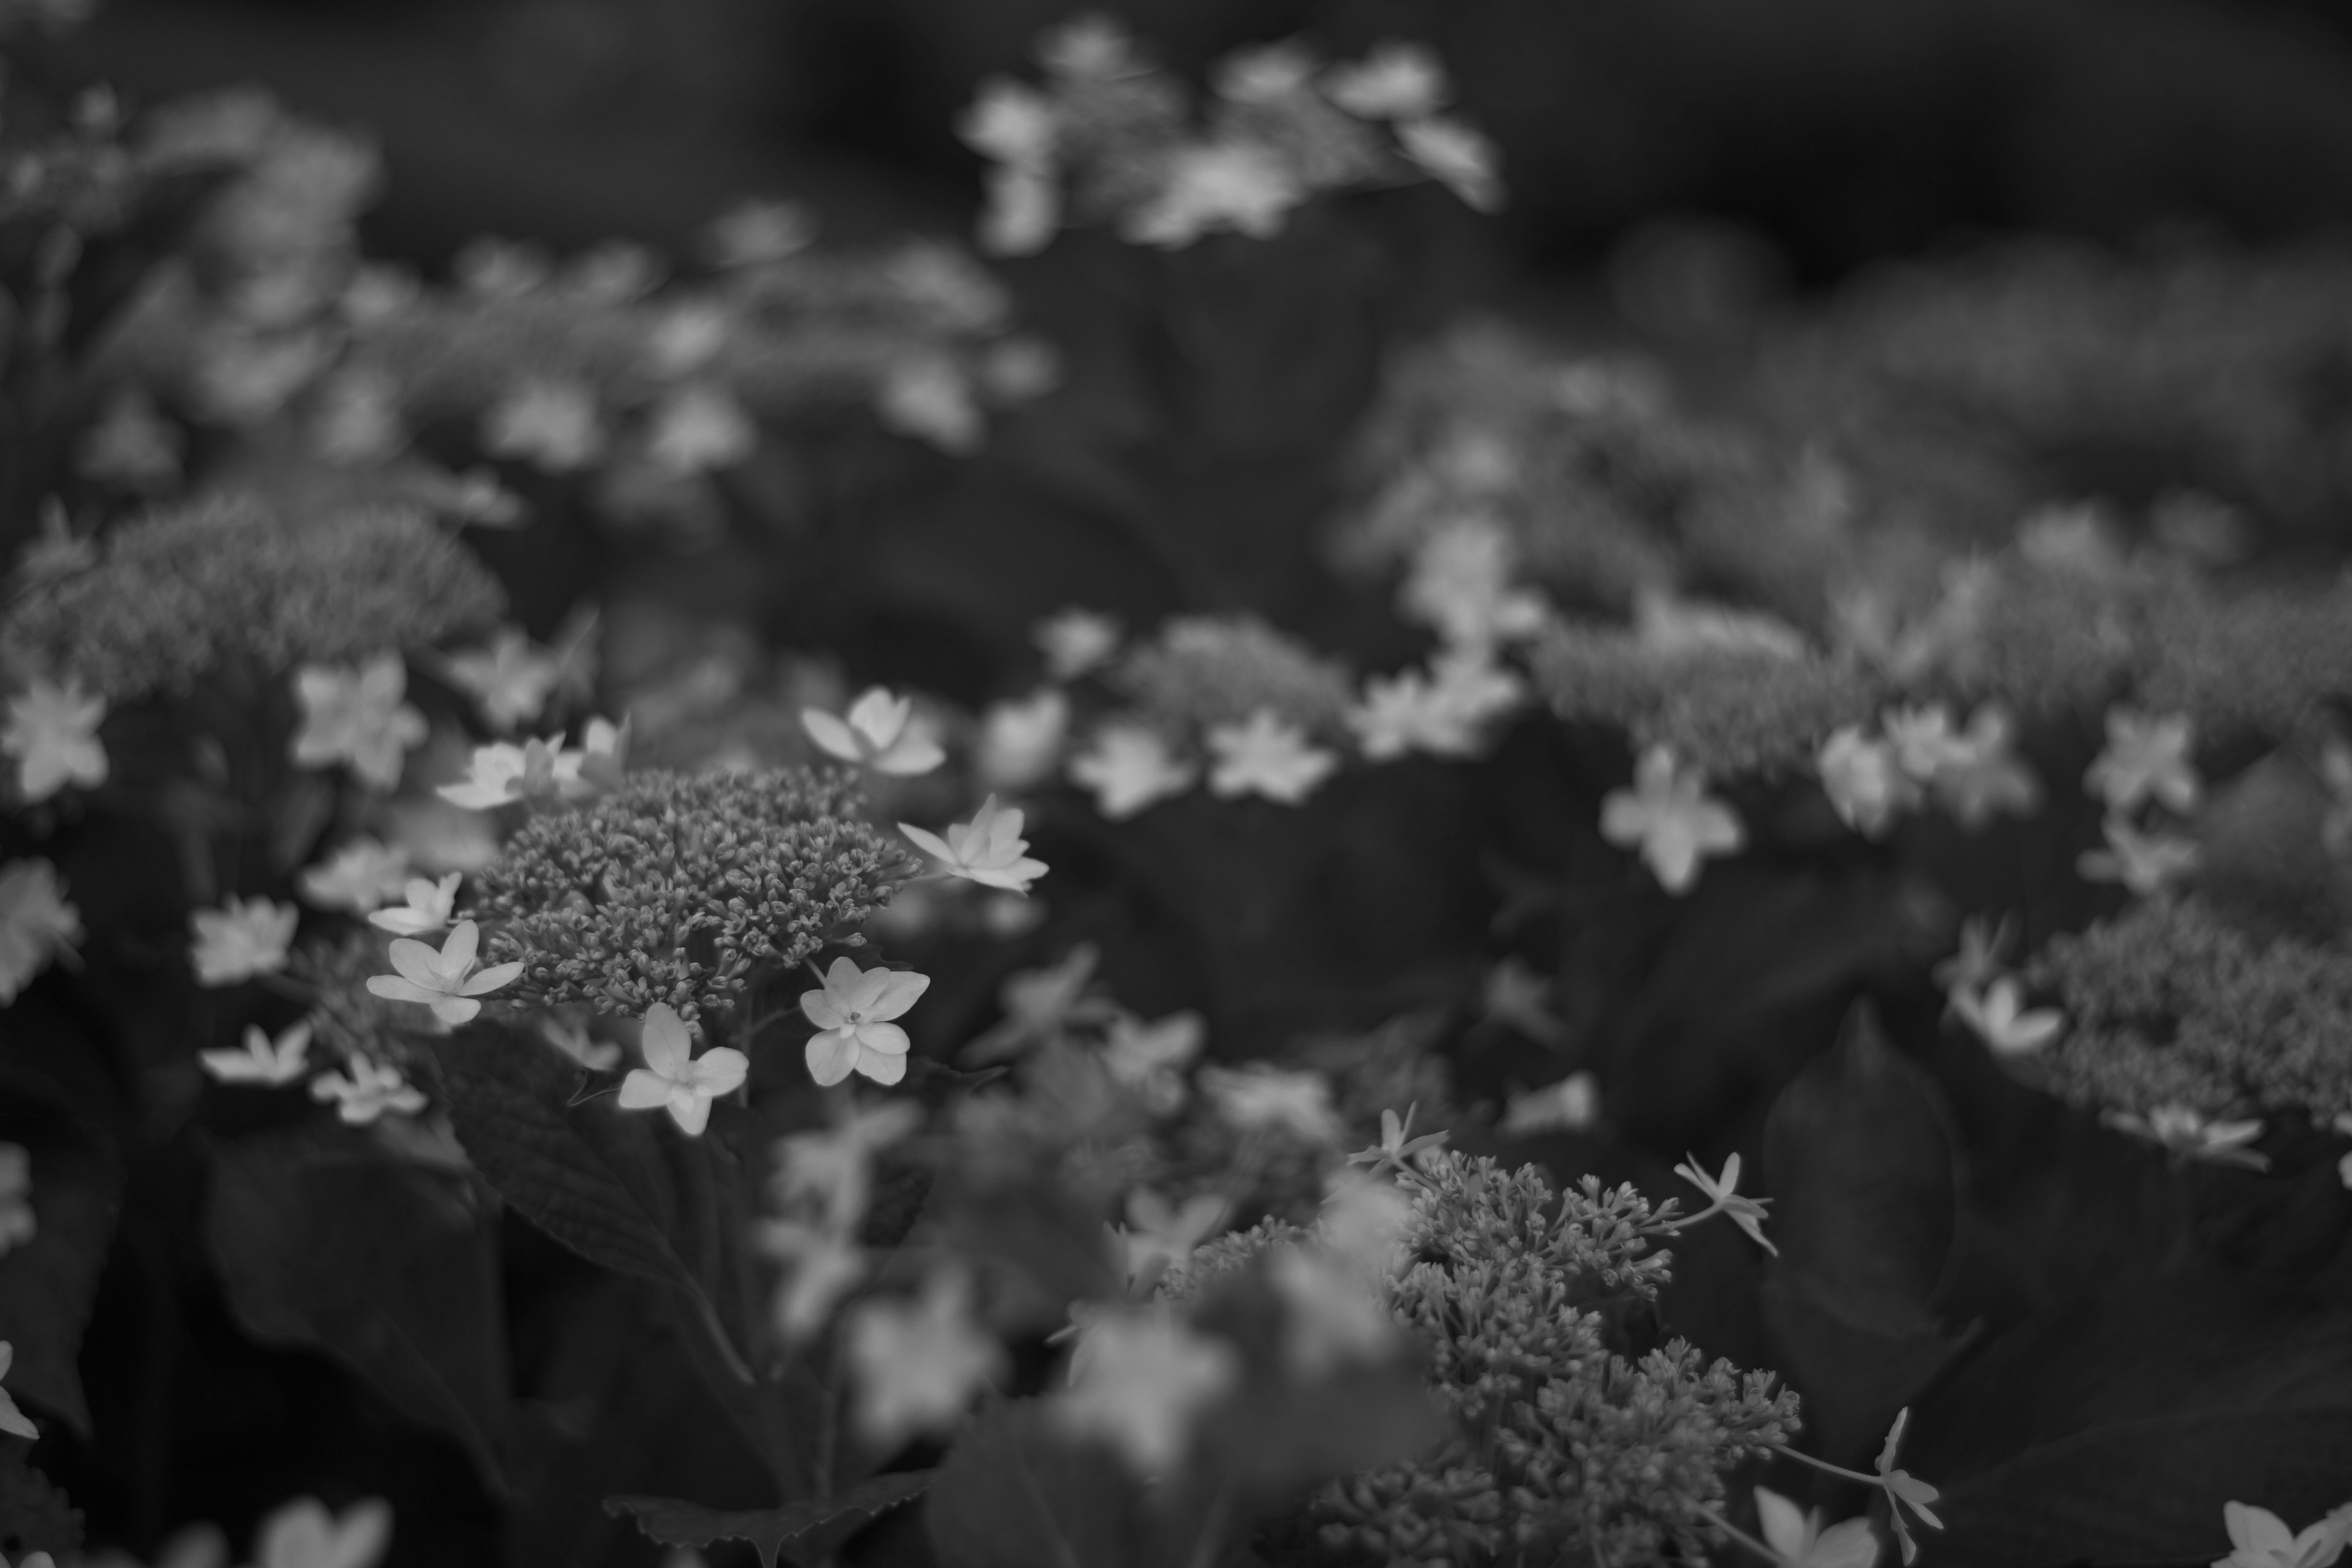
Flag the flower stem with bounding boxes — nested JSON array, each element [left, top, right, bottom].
[[1771, 1442, 1880, 1487], [1692, 1505, 1785, 1565]]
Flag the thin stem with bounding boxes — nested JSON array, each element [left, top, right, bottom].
[[1692, 1505, 1785, 1566], [1771, 1442, 1881, 1487]]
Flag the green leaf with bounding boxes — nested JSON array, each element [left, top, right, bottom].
[[605, 1471, 930, 1568], [0, 1130, 123, 1437], [206, 1125, 510, 1491], [927, 1402, 1161, 1568]]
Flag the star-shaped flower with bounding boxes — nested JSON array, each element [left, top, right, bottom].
[[1874, 1409, 1943, 1565], [1034, 609, 1120, 680], [2, 677, 107, 802], [801, 687, 946, 776], [539, 1014, 622, 1072], [0, 858, 80, 1006], [1117, 1189, 1229, 1291], [1950, 976, 2064, 1057], [289, 654, 426, 791], [436, 735, 584, 810], [189, 897, 298, 987], [1501, 1072, 1601, 1136], [2105, 1104, 2269, 1171], [844, 1267, 1005, 1444], [366, 872, 461, 937], [1818, 726, 1917, 839], [1345, 1104, 1449, 1178], [801, 958, 930, 1087], [202, 1020, 313, 1087], [616, 1002, 748, 1136], [1349, 655, 1522, 761], [1200, 1063, 1341, 1144], [900, 796, 1049, 895], [2078, 813, 2200, 896], [1205, 709, 1339, 804], [1055, 1308, 1238, 1475], [1601, 747, 1744, 894], [297, 837, 412, 914], [1754, 1487, 1880, 1568], [1927, 704, 2039, 828], [441, 628, 564, 733], [2215, 1501, 2352, 1568], [965, 943, 1116, 1063], [1069, 721, 1195, 819], [0, 1340, 39, 1439], [363, 919, 522, 1025], [2086, 707, 2200, 815], [1673, 1150, 1777, 1255], [309, 1054, 428, 1125]]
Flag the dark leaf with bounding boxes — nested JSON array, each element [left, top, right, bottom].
[[605, 1471, 930, 1568], [206, 1125, 510, 1491], [926, 1401, 1161, 1568], [0, 1131, 123, 1436]]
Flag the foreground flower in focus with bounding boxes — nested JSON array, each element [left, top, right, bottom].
[[1602, 747, 1743, 893], [190, 897, 298, 987], [617, 1003, 748, 1136], [2214, 1500, 2352, 1568], [2, 677, 107, 802], [364, 919, 522, 1025], [802, 687, 946, 776], [437, 735, 583, 810], [801, 958, 930, 1087], [1673, 1151, 1777, 1256], [1874, 1409, 1943, 1565], [900, 796, 1049, 894]]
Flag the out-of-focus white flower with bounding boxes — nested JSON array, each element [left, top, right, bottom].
[[1035, 609, 1121, 680], [1069, 722, 1195, 818], [202, 1021, 313, 1087], [298, 837, 412, 914], [1483, 957, 1566, 1044], [703, 198, 817, 268], [1502, 1072, 1600, 1136], [1101, 1010, 1202, 1112], [901, 796, 1049, 895], [1268, 1245, 1396, 1379], [1123, 140, 1305, 249], [802, 687, 947, 776], [976, 688, 1069, 791], [2105, 1104, 2268, 1170], [482, 378, 603, 472], [0, 1340, 41, 1439], [0, 859, 80, 1006], [366, 872, 461, 937], [644, 383, 756, 474], [1818, 726, 1917, 839], [1396, 116, 1502, 211], [0, 1144, 34, 1259], [1350, 653, 1521, 761], [1056, 1308, 1237, 1474], [309, 1055, 428, 1126], [1600, 747, 1743, 894], [190, 897, 298, 987], [759, 1219, 866, 1342], [777, 1100, 923, 1234], [540, 1014, 623, 1072], [2078, 813, 2200, 897], [1926, 704, 2038, 828], [436, 736, 584, 811], [1214, 42, 1316, 103], [1205, 709, 1339, 804], [2, 677, 107, 802], [801, 959, 930, 1087], [251, 1494, 394, 1568], [1201, 1063, 1341, 1144], [1399, 519, 1549, 650], [844, 1267, 1004, 1444], [1323, 43, 1449, 119], [617, 1003, 748, 1137], [961, 79, 1062, 256], [1117, 1189, 1228, 1290], [2086, 707, 2200, 815], [876, 357, 982, 453], [1754, 1487, 1881, 1568], [442, 628, 564, 733], [363, 919, 521, 1026], [1950, 976, 2063, 1057]]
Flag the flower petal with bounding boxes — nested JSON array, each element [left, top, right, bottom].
[[367, 975, 446, 1006], [854, 1020, 911, 1058], [899, 823, 957, 865], [801, 708, 864, 762], [800, 986, 850, 1031], [617, 1068, 673, 1109], [856, 1046, 908, 1087], [442, 918, 481, 973], [461, 960, 524, 997], [805, 1030, 859, 1087], [864, 970, 932, 1021], [666, 1090, 713, 1136], [638, 1002, 690, 1074], [690, 1047, 750, 1096], [431, 995, 483, 1026], [385, 938, 448, 989]]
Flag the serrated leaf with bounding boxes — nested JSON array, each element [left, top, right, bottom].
[[605, 1471, 930, 1568], [0, 1129, 122, 1437], [206, 1125, 509, 1491], [926, 1401, 1159, 1568]]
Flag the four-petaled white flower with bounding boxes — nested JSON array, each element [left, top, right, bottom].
[[1396, 115, 1504, 211], [1874, 1409, 1943, 1566], [1819, 726, 1917, 839], [900, 796, 1049, 895], [252, 1494, 394, 1568], [1200, 1063, 1342, 1144], [202, 1021, 314, 1087], [2, 677, 107, 802], [1035, 609, 1121, 680], [801, 687, 946, 776], [1950, 976, 2063, 1057], [1501, 1072, 1601, 1136], [367, 872, 462, 937], [2078, 813, 2200, 896], [616, 1003, 749, 1136], [2086, 707, 2200, 815], [364, 919, 522, 1025], [1601, 747, 1744, 894], [482, 377, 604, 472], [1345, 1105, 1449, 1179], [0, 858, 80, 1006], [2104, 1103, 2269, 1171], [801, 958, 930, 1088], [1056, 1308, 1238, 1475], [975, 688, 1069, 792], [1069, 722, 1196, 820], [1755, 1486, 1881, 1568], [442, 628, 565, 733], [1673, 1151, 1778, 1256], [0, 1143, 34, 1258], [298, 837, 412, 914], [437, 735, 584, 810], [1323, 43, 1449, 119], [2215, 1500, 2352, 1568], [1205, 709, 1340, 804], [1117, 1189, 1229, 1291], [843, 1267, 1005, 1444], [310, 1054, 428, 1125], [0, 1340, 39, 1439], [190, 897, 298, 987], [290, 654, 427, 791]]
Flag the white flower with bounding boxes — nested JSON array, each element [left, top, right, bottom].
[[442, 628, 564, 733], [1483, 957, 1566, 1044], [2, 677, 107, 802], [1933, 916, 2011, 997], [616, 1003, 748, 1137], [2105, 1104, 2268, 1170], [1268, 1245, 1397, 1379], [1200, 1063, 1341, 1144], [1396, 116, 1503, 211], [1501, 1072, 1600, 1136], [976, 688, 1069, 791], [366, 872, 461, 937], [876, 356, 983, 453], [1600, 747, 1744, 894], [436, 736, 584, 810], [800, 958, 930, 1088], [201, 1021, 313, 1087], [1673, 1151, 1777, 1255], [2086, 707, 2200, 815], [1950, 976, 2063, 1057], [759, 1219, 867, 1342], [363, 919, 522, 1026], [977, 163, 1061, 257], [2078, 813, 2200, 896], [1057, 1309, 1237, 1474], [0, 1340, 39, 1439], [1214, 42, 1317, 103], [801, 687, 946, 777], [1117, 1189, 1229, 1291], [960, 80, 1061, 255], [0, 1144, 34, 1259], [189, 897, 298, 987], [1881, 704, 1970, 780], [1101, 1010, 1202, 1113], [777, 1101, 924, 1232], [298, 838, 412, 914], [844, 1267, 1004, 1444], [288, 655, 426, 791], [1398, 518, 1548, 650], [0, 859, 80, 1005], [539, 1013, 623, 1072], [1754, 1487, 1881, 1568], [1035, 609, 1121, 680], [1205, 709, 1339, 804], [482, 378, 603, 472], [1123, 140, 1305, 249], [900, 796, 1049, 895], [1926, 704, 2039, 827], [1818, 726, 1917, 838], [251, 1495, 394, 1568], [309, 1054, 427, 1126], [1069, 722, 1195, 819], [644, 383, 755, 474], [1350, 655, 1521, 761], [1323, 43, 1449, 119], [2214, 1501, 2352, 1568]]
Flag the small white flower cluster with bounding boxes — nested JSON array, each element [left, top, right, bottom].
[[1816, 700, 2039, 839], [2077, 706, 2201, 897]]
